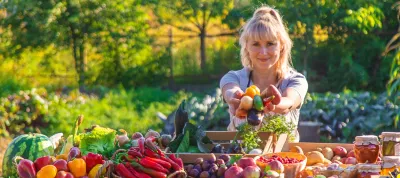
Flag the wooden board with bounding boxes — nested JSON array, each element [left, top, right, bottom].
[[205, 131, 288, 154], [165, 153, 259, 164]]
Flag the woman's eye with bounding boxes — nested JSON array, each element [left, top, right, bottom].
[[267, 42, 276, 46], [252, 43, 259, 46]]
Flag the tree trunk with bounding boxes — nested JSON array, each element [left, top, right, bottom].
[[168, 28, 174, 86], [200, 28, 206, 73], [78, 39, 86, 91]]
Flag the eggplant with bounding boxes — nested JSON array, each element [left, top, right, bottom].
[[247, 109, 263, 126], [174, 100, 188, 137], [211, 144, 225, 153]]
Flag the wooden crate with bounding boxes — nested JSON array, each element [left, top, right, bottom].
[[286, 142, 354, 152], [166, 131, 288, 163], [168, 141, 354, 164]]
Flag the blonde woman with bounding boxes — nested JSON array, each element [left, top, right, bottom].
[[220, 6, 308, 142]]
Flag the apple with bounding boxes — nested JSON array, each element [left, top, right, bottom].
[[333, 146, 347, 157]]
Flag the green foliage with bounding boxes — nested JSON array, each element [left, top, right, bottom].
[[300, 91, 399, 142], [1, 0, 152, 87], [344, 6, 384, 34], [260, 115, 296, 136], [0, 87, 190, 137], [236, 123, 260, 152], [0, 74, 31, 98]]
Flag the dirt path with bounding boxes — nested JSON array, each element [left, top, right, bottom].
[[0, 137, 12, 176]]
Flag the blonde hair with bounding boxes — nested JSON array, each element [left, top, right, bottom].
[[239, 6, 293, 81]]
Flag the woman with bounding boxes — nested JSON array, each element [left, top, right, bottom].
[[220, 6, 308, 142]]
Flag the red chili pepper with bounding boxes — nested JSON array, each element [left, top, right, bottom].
[[263, 95, 275, 106], [123, 154, 137, 162], [169, 153, 177, 162], [125, 163, 152, 178], [130, 162, 167, 178], [145, 157, 171, 169], [157, 147, 164, 157], [128, 149, 143, 158], [83, 152, 104, 173], [138, 137, 145, 155], [168, 154, 183, 169], [139, 157, 169, 173], [161, 156, 182, 171], [175, 158, 183, 168], [116, 163, 137, 178], [144, 148, 159, 158]]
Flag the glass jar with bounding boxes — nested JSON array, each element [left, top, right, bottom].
[[354, 135, 380, 163], [380, 132, 400, 156], [381, 156, 400, 175], [357, 164, 381, 178]]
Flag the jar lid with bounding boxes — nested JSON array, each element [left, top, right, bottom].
[[380, 132, 400, 137], [382, 156, 400, 168], [357, 164, 381, 172], [354, 135, 380, 145]]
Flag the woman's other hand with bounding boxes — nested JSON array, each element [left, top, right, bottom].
[[261, 84, 282, 112]]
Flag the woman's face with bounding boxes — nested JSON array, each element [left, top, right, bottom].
[[246, 37, 281, 71]]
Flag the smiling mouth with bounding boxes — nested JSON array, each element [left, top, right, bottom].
[[258, 58, 268, 62]]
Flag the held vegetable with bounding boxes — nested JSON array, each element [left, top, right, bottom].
[[239, 96, 253, 110], [235, 108, 248, 119], [245, 87, 258, 99], [247, 109, 263, 126], [253, 95, 264, 111]]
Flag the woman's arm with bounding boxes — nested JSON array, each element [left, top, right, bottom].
[[264, 86, 302, 115], [272, 88, 302, 114]]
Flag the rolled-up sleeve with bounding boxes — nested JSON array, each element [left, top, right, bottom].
[[220, 71, 240, 89], [287, 73, 308, 106]]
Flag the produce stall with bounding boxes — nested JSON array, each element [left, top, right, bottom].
[[2, 118, 398, 177], [1, 86, 398, 178]]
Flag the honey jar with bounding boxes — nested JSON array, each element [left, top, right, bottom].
[[354, 135, 380, 164], [380, 132, 400, 156], [381, 156, 400, 175], [357, 164, 381, 178]]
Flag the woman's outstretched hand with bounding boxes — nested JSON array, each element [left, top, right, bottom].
[[226, 89, 244, 116], [261, 84, 282, 113]]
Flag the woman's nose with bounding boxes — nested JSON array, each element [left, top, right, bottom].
[[260, 47, 268, 54]]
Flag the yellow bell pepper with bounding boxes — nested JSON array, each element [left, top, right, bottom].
[[56, 153, 68, 161], [245, 87, 258, 98], [89, 164, 106, 178], [250, 85, 261, 95], [37, 165, 57, 178], [68, 158, 87, 177]]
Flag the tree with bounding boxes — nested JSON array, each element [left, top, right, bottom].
[[150, 0, 236, 73], [1, 0, 150, 89], [383, 2, 400, 105]]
